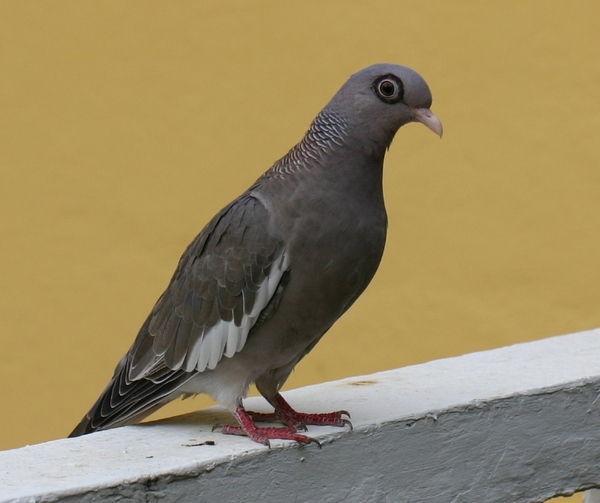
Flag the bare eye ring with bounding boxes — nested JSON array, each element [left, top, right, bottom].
[[372, 75, 404, 104]]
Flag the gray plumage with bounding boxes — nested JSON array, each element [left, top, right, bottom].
[[70, 63, 442, 440]]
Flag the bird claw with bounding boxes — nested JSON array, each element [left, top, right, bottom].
[[247, 407, 345, 431], [216, 406, 324, 448], [342, 418, 354, 431], [214, 397, 352, 446], [220, 422, 319, 448]]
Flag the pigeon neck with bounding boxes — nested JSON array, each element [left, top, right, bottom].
[[259, 109, 388, 186], [294, 108, 395, 166], [283, 109, 349, 166]]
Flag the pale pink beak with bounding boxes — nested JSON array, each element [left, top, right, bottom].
[[412, 108, 443, 137]]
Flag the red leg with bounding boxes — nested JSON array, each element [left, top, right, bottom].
[[248, 393, 352, 431], [216, 405, 321, 447]]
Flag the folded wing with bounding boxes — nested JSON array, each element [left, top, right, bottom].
[[70, 194, 288, 435]]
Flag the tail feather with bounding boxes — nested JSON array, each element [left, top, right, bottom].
[[68, 354, 195, 438]]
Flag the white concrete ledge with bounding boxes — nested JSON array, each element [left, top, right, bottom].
[[2, 329, 600, 503]]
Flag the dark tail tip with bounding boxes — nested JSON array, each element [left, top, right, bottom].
[[68, 416, 96, 438]]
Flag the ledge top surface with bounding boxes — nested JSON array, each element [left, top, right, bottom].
[[1, 329, 599, 501]]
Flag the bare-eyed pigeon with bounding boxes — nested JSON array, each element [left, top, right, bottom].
[[69, 63, 442, 446]]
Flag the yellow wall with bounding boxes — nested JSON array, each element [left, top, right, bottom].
[[1, 5, 599, 498]]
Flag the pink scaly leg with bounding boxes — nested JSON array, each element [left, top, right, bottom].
[[216, 405, 321, 447], [248, 393, 352, 431]]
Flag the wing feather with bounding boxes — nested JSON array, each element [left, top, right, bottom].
[[70, 195, 290, 436], [134, 194, 287, 376]]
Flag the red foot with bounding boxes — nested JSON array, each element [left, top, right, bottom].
[[214, 394, 352, 446], [249, 393, 352, 431], [216, 405, 321, 447]]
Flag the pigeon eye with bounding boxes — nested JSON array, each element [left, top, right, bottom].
[[373, 75, 404, 104], [380, 81, 396, 96]]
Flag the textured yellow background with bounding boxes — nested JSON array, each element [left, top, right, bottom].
[[1, 4, 599, 498]]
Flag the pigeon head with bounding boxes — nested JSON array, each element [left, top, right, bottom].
[[325, 63, 442, 154]]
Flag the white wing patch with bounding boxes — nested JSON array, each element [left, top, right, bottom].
[[182, 252, 289, 373]]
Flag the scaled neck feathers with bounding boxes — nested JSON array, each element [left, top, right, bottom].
[[263, 110, 349, 179]]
